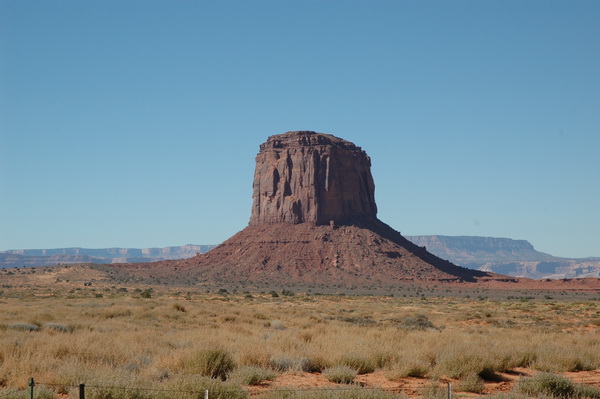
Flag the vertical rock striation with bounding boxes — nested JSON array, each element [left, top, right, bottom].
[[249, 131, 377, 225]]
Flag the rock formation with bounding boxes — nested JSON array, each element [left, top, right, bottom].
[[114, 131, 500, 287], [250, 131, 377, 225]]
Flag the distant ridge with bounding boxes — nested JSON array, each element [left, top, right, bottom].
[[3, 237, 599, 279], [406, 235, 600, 279], [0, 245, 215, 268]]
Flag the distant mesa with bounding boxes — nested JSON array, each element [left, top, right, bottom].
[[129, 131, 499, 286]]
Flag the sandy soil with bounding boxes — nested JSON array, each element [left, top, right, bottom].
[[247, 369, 600, 398]]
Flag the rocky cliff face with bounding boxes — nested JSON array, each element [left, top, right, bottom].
[[250, 131, 377, 225]]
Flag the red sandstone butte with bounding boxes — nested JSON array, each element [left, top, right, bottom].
[[151, 131, 501, 285], [112, 131, 591, 289], [250, 131, 377, 225]]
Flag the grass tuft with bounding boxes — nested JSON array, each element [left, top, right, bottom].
[[44, 323, 74, 333], [339, 354, 375, 375], [9, 323, 40, 332], [322, 366, 358, 384], [183, 348, 236, 381], [455, 373, 485, 393], [229, 366, 276, 386]]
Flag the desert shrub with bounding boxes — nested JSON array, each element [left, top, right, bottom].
[[516, 372, 600, 398], [229, 366, 276, 385], [269, 355, 298, 371], [455, 372, 485, 393], [420, 380, 448, 399], [253, 313, 268, 320], [9, 323, 39, 332], [388, 363, 429, 379], [323, 366, 358, 384], [339, 354, 375, 374], [270, 320, 285, 330], [184, 349, 236, 380], [238, 349, 271, 368], [433, 352, 498, 380], [172, 303, 187, 312], [299, 356, 331, 373], [398, 315, 437, 331], [44, 323, 74, 333], [578, 384, 600, 399], [370, 351, 394, 369], [533, 349, 597, 373], [338, 316, 377, 327], [516, 373, 575, 397]]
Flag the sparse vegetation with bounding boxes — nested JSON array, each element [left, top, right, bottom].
[[515, 372, 600, 398], [0, 287, 598, 398]]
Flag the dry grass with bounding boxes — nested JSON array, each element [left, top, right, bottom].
[[0, 288, 598, 397]]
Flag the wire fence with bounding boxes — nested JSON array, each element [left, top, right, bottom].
[[19, 377, 455, 399]]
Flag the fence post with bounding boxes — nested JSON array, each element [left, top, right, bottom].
[[447, 382, 452, 399], [79, 383, 85, 399], [204, 389, 209, 399], [28, 377, 35, 399]]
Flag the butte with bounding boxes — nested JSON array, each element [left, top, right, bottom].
[[140, 130, 496, 288]]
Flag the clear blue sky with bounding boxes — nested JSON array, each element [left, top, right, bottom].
[[1, 0, 598, 258]]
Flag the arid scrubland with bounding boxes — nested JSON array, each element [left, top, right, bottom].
[[0, 288, 599, 398]]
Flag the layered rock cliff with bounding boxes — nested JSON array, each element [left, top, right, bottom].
[[250, 131, 377, 225], [405, 235, 555, 263], [406, 235, 600, 279]]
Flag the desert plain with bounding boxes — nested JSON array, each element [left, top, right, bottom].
[[1, 265, 599, 399]]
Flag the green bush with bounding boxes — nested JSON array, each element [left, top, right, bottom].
[[185, 349, 236, 380]]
